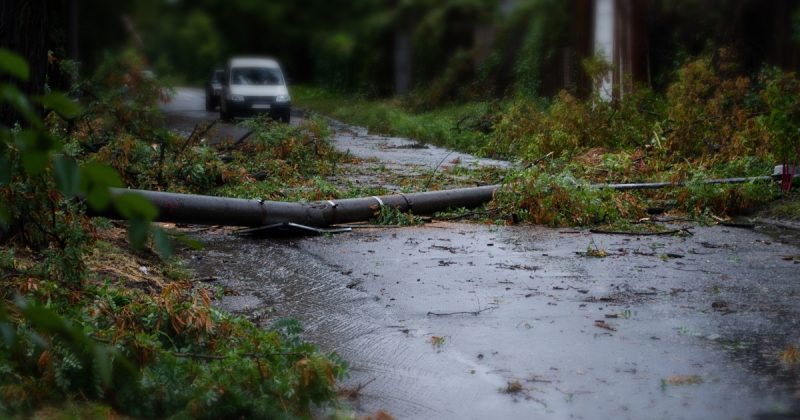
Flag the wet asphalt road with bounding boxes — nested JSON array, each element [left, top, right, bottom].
[[163, 88, 800, 419]]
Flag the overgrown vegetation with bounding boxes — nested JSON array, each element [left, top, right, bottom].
[[294, 86, 495, 155], [299, 51, 798, 227], [0, 49, 345, 417]]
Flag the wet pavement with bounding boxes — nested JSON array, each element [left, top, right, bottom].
[[187, 224, 799, 419], [164, 88, 800, 419]]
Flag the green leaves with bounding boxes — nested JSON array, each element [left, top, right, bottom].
[[79, 162, 123, 210], [39, 92, 83, 119], [8, 296, 138, 395], [15, 130, 60, 174], [112, 192, 158, 220], [112, 192, 164, 252], [53, 156, 80, 197], [127, 218, 150, 251], [0, 49, 29, 81], [0, 84, 42, 128], [153, 227, 173, 258]]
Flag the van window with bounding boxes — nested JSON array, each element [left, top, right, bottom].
[[230, 67, 284, 86]]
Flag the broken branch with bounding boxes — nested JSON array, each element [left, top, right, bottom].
[[427, 306, 497, 317]]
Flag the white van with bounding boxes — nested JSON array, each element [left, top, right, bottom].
[[219, 57, 291, 123]]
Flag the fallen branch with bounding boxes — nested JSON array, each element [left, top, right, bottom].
[[172, 351, 308, 361], [339, 378, 376, 399], [530, 151, 554, 166], [717, 221, 755, 229], [427, 306, 497, 317], [226, 130, 253, 150], [175, 120, 217, 158], [191, 276, 220, 283], [589, 228, 692, 236], [436, 210, 494, 221], [424, 151, 455, 190]]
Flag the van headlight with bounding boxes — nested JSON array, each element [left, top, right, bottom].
[[228, 94, 245, 102], [275, 94, 291, 103]]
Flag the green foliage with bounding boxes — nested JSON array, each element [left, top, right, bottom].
[[760, 68, 800, 161], [488, 59, 662, 161], [0, 46, 350, 419], [294, 86, 493, 155], [371, 206, 425, 226], [216, 115, 352, 201], [0, 283, 344, 417], [511, 0, 569, 98], [677, 170, 779, 216], [494, 168, 644, 226], [0, 49, 164, 261], [664, 52, 768, 158]]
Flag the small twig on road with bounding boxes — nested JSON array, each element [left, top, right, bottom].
[[176, 120, 217, 158], [339, 378, 376, 399], [172, 351, 308, 361], [530, 151, 554, 166], [717, 221, 755, 229], [425, 151, 455, 191], [436, 209, 496, 221], [223, 129, 253, 151], [191, 276, 220, 283], [427, 306, 497, 317], [589, 228, 692, 236]]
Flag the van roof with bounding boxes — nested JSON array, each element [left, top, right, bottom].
[[228, 57, 281, 68]]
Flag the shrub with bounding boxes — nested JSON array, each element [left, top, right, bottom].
[[494, 168, 644, 226], [664, 52, 769, 159]]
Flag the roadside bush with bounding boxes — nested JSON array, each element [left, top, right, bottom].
[[494, 168, 644, 226], [1, 49, 345, 417], [0, 281, 344, 418], [760, 68, 800, 165], [675, 169, 779, 216], [664, 52, 769, 159], [488, 87, 659, 161]]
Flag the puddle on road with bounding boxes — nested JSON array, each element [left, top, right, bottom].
[[184, 223, 800, 419]]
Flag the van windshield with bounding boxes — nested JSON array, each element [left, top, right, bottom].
[[230, 67, 284, 86]]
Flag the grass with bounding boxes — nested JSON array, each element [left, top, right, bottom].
[[295, 85, 791, 228], [759, 192, 800, 221], [293, 85, 497, 155]]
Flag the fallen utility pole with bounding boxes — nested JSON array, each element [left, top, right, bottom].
[[597, 165, 797, 191], [598, 175, 775, 191], [108, 186, 498, 228], [103, 166, 795, 228]]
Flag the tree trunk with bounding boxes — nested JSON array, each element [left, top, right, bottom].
[[0, 0, 49, 127]]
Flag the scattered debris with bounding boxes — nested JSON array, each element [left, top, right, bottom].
[[780, 344, 799, 366], [430, 336, 446, 349], [427, 306, 498, 317], [663, 253, 685, 259], [504, 380, 524, 394], [589, 228, 692, 236], [594, 320, 617, 331], [711, 300, 736, 314], [662, 375, 703, 387], [605, 310, 632, 319], [359, 410, 395, 420], [346, 279, 363, 289], [495, 263, 539, 271], [191, 276, 219, 283], [338, 378, 376, 400]]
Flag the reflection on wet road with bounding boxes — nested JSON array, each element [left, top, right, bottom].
[[187, 223, 800, 419]]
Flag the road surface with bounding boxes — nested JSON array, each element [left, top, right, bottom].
[[164, 87, 800, 420]]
